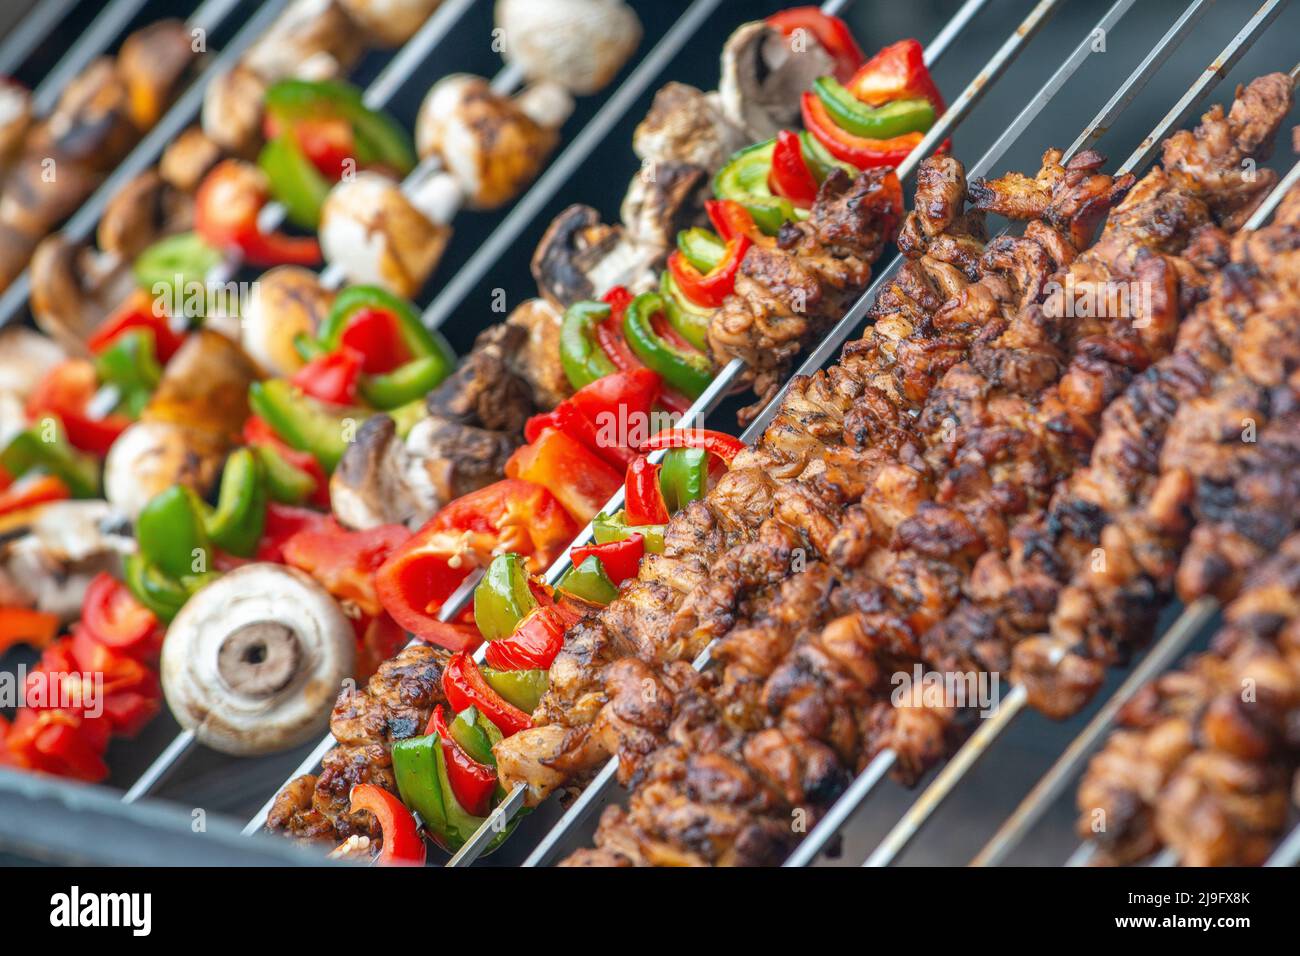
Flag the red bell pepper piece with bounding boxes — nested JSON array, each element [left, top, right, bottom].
[[667, 232, 749, 310], [25, 360, 131, 457], [846, 38, 945, 112], [0, 605, 60, 656], [0, 474, 70, 519], [375, 480, 577, 650], [506, 429, 623, 526], [291, 116, 355, 181], [706, 199, 764, 244], [571, 534, 645, 587], [290, 346, 363, 406], [642, 427, 746, 464], [254, 501, 335, 563], [802, 91, 928, 169], [87, 290, 185, 362], [24, 713, 110, 782], [767, 7, 865, 84], [80, 573, 161, 659], [523, 368, 662, 469], [594, 286, 644, 374], [195, 160, 321, 267], [348, 783, 427, 866], [442, 652, 532, 737], [625, 456, 669, 525], [769, 129, 820, 207], [336, 306, 411, 374], [482, 603, 578, 671], [428, 705, 497, 817], [282, 521, 410, 617]]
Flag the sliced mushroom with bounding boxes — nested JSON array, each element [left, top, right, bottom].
[[143, 328, 262, 443], [619, 159, 710, 254], [103, 420, 226, 520], [415, 74, 571, 209], [330, 413, 438, 530], [719, 20, 835, 142], [117, 19, 199, 130], [159, 127, 223, 194], [337, 0, 444, 46], [161, 564, 356, 756], [530, 204, 658, 309], [633, 82, 744, 171], [35, 57, 137, 171], [29, 234, 135, 352], [243, 0, 365, 83], [318, 171, 450, 297], [0, 151, 105, 236], [240, 265, 335, 377], [0, 326, 66, 398], [496, 0, 641, 95], [201, 64, 267, 157], [504, 297, 568, 408], [0, 223, 36, 291], [96, 169, 193, 261]]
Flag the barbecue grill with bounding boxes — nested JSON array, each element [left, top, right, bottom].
[[2, 0, 1299, 869]]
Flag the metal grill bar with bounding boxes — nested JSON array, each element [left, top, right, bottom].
[[972, 598, 1218, 866], [123, 1, 489, 803], [1265, 825, 1300, 866], [415, 0, 726, 335], [0, 0, 291, 329], [30, 0, 156, 114], [848, 16, 1293, 866], [0, 0, 83, 76]]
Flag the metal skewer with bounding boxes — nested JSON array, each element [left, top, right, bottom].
[[0, 0, 89, 76]]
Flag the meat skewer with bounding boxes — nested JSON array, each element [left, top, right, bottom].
[[539, 75, 1290, 867]]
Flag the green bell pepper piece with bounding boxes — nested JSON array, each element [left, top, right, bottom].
[[659, 271, 711, 353], [264, 79, 416, 175], [204, 448, 267, 557], [0, 425, 100, 499], [133, 232, 222, 302], [94, 328, 162, 418], [254, 445, 315, 505], [248, 378, 360, 473], [558, 554, 619, 606], [449, 706, 499, 767], [136, 485, 212, 579], [676, 227, 726, 274], [319, 286, 453, 365], [258, 133, 331, 230], [659, 447, 708, 513], [559, 300, 617, 390], [481, 667, 549, 714], [592, 509, 665, 554], [124, 553, 189, 622], [392, 733, 513, 854], [359, 354, 451, 410], [798, 129, 858, 182], [623, 292, 712, 398], [474, 553, 537, 641], [812, 78, 936, 140], [388, 398, 427, 437], [712, 138, 806, 236]]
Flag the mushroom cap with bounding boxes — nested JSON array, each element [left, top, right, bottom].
[[319, 171, 449, 297], [159, 126, 223, 194], [162, 564, 356, 756], [29, 235, 135, 352], [0, 326, 66, 398], [337, 0, 443, 47], [415, 75, 559, 209], [243, 0, 364, 83], [530, 204, 658, 310], [37, 57, 137, 171], [201, 65, 267, 157], [496, 0, 642, 95], [103, 420, 225, 521], [143, 328, 262, 443], [240, 264, 334, 377], [719, 20, 835, 142], [0, 79, 32, 163], [632, 82, 744, 171], [117, 19, 198, 130], [96, 169, 193, 262]]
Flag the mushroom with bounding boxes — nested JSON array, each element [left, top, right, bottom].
[[504, 297, 568, 408], [116, 19, 199, 130], [632, 81, 745, 171], [530, 204, 658, 310], [35, 57, 137, 171], [495, 0, 641, 95], [0, 79, 32, 166], [96, 169, 193, 262], [159, 126, 222, 193], [415, 74, 572, 209], [619, 159, 710, 254], [0, 224, 36, 291], [337, 0, 445, 47], [201, 64, 267, 157], [318, 170, 452, 298], [239, 265, 335, 377], [29, 234, 135, 352], [0, 151, 105, 237], [143, 328, 263, 443], [330, 413, 439, 530], [242, 0, 365, 83], [0, 326, 66, 398], [718, 19, 835, 142], [103, 420, 226, 520], [161, 564, 356, 756]]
